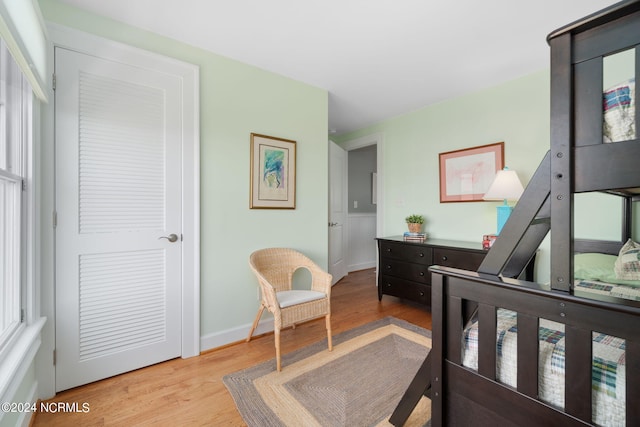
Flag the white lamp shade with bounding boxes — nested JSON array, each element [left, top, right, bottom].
[[483, 169, 524, 201]]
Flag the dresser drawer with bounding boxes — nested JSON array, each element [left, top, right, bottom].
[[379, 275, 431, 305], [380, 259, 430, 284], [377, 238, 491, 306], [433, 248, 485, 271], [379, 241, 432, 265]]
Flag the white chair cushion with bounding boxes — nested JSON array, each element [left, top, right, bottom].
[[276, 290, 326, 308]]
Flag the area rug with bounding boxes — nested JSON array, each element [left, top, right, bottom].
[[223, 316, 432, 427]]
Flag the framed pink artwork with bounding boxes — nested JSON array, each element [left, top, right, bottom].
[[439, 142, 504, 203]]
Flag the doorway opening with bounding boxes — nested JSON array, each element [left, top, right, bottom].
[[338, 132, 384, 274]]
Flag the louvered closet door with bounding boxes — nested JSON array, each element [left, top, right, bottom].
[[55, 47, 182, 391]]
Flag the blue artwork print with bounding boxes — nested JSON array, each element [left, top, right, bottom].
[[263, 149, 285, 189], [252, 134, 294, 208]]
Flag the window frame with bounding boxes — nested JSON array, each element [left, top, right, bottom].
[[0, 38, 31, 364]]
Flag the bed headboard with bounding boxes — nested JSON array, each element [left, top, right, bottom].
[[574, 238, 624, 255], [574, 196, 634, 255]]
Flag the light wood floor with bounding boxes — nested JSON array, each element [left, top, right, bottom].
[[32, 268, 431, 426]]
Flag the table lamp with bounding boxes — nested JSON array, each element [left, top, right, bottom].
[[483, 167, 524, 234]]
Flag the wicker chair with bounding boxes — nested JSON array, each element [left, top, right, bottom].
[[246, 248, 333, 371]]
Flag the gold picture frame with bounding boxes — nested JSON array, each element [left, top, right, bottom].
[[250, 133, 296, 209]]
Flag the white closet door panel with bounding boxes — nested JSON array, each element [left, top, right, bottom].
[[78, 72, 166, 233], [55, 46, 182, 391], [78, 249, 167, 360]]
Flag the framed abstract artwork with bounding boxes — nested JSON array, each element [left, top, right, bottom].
[[439, 142, 504, 203], [250, 133, 296, 209]]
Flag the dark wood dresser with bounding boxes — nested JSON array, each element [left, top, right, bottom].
[[376, 237, 488, 306]]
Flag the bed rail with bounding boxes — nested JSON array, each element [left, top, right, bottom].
[[430, 266, 640, 427]]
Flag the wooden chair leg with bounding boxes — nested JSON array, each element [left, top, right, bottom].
[[326, 314, 333, 351], [246, 304, 265, 342], [275, 328, 282, 372]]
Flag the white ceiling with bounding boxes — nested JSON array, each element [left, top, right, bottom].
[[57, 0, 619, 135]]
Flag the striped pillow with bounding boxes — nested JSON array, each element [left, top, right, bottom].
[[614, 239, 640, 280]]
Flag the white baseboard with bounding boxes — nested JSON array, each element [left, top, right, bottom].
[[348, 261, 376, 272], [199, 318, 274, 352]]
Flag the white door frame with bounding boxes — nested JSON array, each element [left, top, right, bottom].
[[48, 24, 200, 360]]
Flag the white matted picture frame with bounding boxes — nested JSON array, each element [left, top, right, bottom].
[[250, 133, 297, 209]]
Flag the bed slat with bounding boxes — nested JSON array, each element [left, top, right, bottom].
[[446, 362, 592, 427], [564, 325, 592, 422], [574, 57, 603, 147], [517, 313, 539, 398], [430, 273, 444, 427], [447, 296, 463, 366], [628, 339, 640, 426], [636, 46, 640, 138], [574, 141, 640, 193], [478, 304, 497, 379]]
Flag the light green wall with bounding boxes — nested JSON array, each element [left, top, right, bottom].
[[336, 71, 554, 281], [336, 64, 639, 284], [39, 0, 329, 339], [33, 0, 637, 358]]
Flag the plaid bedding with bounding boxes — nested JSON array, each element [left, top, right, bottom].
[[574, 278, 640, 302], [603, 78, 635, 143], [463, 309, 626, 427]]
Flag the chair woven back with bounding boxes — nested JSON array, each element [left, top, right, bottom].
[[249, 248, 317, 293]]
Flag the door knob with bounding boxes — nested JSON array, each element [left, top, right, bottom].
[[159, 233, 178, 243]]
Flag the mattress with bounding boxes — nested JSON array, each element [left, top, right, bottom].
[[574, 278, 640, 301], [462, 308, 626, 427]]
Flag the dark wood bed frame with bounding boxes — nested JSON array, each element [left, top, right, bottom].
[[390, 1, 640, 425]]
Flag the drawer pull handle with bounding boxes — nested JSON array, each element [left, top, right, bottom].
[[386, 248, 391, 252], [419, 272, 425, 276], [386, 265, 391, 269], [442, 256, 448, 261], [386, 283, 392, 287], [419, 252, 424, 257], [420, 291, 425, 296]]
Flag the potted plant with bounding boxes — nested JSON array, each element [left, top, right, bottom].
[[405, 214, 425, 233]]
